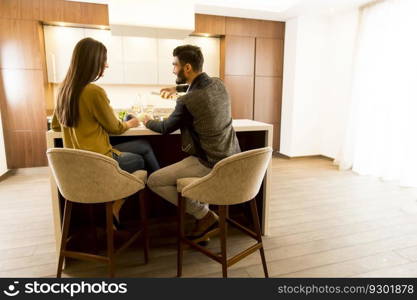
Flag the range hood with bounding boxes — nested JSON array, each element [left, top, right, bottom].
[[108, 0, 195, 39]]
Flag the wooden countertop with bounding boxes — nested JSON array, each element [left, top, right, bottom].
[[46, 119, 273, 139]]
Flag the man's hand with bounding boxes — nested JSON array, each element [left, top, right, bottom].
[[136, 113, 154, 125], [143, 113, 154, 125], [125, 117, 139, 128], [160, 87, 176, 99]]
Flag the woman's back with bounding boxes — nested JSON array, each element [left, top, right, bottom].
[[52, 83, 127, 157]]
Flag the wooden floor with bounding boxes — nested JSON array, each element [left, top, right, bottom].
[[1, 156, 417, 278]]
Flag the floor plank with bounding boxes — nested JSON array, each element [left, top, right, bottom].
[[1, 156, 417, 277]]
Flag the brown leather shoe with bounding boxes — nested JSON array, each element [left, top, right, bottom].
[[186, 210, 219, 241]]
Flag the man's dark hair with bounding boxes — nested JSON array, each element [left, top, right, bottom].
[[173, 44, 204, 72]]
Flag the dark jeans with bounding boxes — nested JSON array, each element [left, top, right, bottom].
[[112, 139, 160, 174]]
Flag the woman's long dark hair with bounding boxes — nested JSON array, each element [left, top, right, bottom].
[[56, 37, 107, 127]]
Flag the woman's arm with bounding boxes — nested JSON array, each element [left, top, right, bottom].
[[91, 88, 137, 134]]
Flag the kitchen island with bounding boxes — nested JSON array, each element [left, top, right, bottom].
[[46, 119, 273, 254]]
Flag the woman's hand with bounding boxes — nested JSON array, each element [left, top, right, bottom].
[[126, 117, 139, 128], [160, 87, 176, 99]]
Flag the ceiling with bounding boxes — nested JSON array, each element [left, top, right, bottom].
[[195, 0, 374, 20], [66, 0, 375, 21]]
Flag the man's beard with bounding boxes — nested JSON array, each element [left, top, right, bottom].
[[175, 68, 187, 84]]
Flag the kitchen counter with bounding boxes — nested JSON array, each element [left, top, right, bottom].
[[46, 119, 273, 138], [46, 119, 273, 255]]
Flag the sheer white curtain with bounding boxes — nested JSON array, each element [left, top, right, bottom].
[[337, 0, 417, 187]]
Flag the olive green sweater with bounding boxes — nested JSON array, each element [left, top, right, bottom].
[[52, 84, 128, 157]]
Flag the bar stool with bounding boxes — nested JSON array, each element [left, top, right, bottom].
[[176, 147, 272, 278], [47, 148, 149, 278]]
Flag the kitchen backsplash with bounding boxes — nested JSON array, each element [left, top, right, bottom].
[[51, 83, 177, 110]]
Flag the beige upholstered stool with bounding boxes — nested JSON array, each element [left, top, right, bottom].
[[176, 147, 272, 278], [47, 148, 149, 278]]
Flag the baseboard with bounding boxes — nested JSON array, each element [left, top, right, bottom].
[[275, 152, 334, 161], [0, 169, 13, 182]]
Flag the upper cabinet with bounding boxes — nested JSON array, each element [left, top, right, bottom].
[[84, 29, 124, 84], [43, 26, 85, 83], [43, 25, 220, 85], [122, 36, 158, 84], [194, 14, 225, 36], [225, 17, 285, 38]]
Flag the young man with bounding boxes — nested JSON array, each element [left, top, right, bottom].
[[143, 45, 241, 242]]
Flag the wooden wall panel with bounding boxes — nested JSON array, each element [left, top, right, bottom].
[[0, 0, 41, 20], [220, 37, 225, 80], [224, 36, 255, 76], [39, 0, 108, 25], [254, 76, 282, 124], [226, 17, 285, 38], [0, 0, 108, 168], [256, 20, 285, 39], [255, 38, 284, 77], [225, 17, 259, 37], [194, 14, 225, 35], [79, 3, 109, 26], [4, 130, 47, 168], [0, 19, 43, 69], [0, 69, 47, 132], [272, 122, 280, 150], [224, 75, 254, 120], [63, 0, 82, 24], [39, 0, 64, 22]]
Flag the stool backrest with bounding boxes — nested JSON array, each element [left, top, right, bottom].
[[182, 147, 272, 205], [47, 148, 144, 203]]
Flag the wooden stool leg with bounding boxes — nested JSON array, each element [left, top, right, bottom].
[[57, 200, 73, 278], [250, 199, 269, 278], [219, 205, 228, 278], [106, 202, 115, 278], [177, 193, 185, 277], [139, 189, 149, 264]]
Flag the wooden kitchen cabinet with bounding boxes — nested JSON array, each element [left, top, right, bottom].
[[254, 76, 282, 124], [224, 75, 254, 119], [255, 38, 284, 77], [222, 35, 256, 120], [0, 19, 43, 69], [254, 37, 284, 151], [194, 14, 225, 36], [224, 35, 255, 76], [222, 19, 284, 151]]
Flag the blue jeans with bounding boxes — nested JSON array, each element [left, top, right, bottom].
[[112, 139, 160, 174]]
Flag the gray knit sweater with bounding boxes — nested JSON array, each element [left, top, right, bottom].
[[146, 73, 241, 167]]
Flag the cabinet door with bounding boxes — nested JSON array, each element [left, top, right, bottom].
[[157, 38, 184, 85], [224, 36, 255, 76], [254, 76, 282, 124], [85, 28, 124, 84], [255, 38, 284, 77], [224, 75, 254, 120], [122, 36, 158, 84], [194, 14, 225, 35], [43, 25, 85, 83], [185, 36, 220, 78]]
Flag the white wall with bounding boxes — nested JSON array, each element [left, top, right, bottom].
[[0, 111, 8, 176], [280, 9, 359, 158]]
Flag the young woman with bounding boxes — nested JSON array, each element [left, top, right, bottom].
[[52, 37, 160, 225]]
